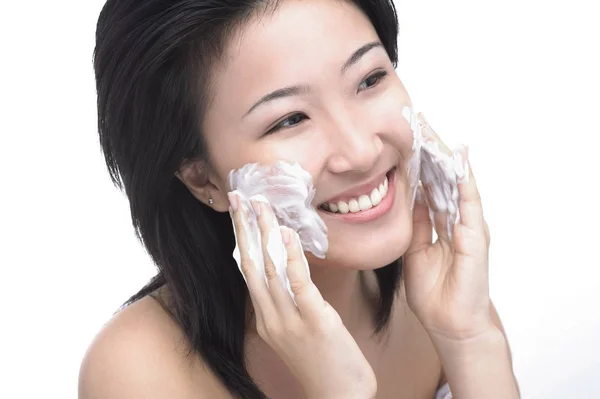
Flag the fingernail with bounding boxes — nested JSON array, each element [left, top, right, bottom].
[[456, 146, 471, 184], [227, 192, 239, 212], [280, 226, 290, 245], [250, 199, 261, 216]]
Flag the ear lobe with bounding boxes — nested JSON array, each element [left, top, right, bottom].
[[176, 160, 230, 212]]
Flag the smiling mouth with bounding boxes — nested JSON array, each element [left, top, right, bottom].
[[319, 168, 395, 214]]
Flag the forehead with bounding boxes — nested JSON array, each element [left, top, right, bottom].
[[208, 0, 383, 111]]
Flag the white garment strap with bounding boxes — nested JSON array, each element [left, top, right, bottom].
[[435, 383, 452, 399]]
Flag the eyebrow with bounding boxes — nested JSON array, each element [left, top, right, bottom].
[[340, 41, 383, 74], [244, 41, 384, 117], [244, 85, 311, 116]]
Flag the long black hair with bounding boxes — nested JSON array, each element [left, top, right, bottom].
[[94, 1, 401, 397]]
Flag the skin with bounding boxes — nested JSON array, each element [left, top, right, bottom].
[[79, 1, 519, 398], [196, 0, 415, 333]]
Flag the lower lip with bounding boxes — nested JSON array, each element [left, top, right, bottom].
[[319, 169, 397, 223]]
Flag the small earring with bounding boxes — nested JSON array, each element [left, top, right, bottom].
[[208, 198, 214, 205]]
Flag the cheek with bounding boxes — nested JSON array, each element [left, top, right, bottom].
[[368, 84, 414, 157], [242, 138, 327, 182], [208, 135, 323, 191], [262, 140, 320, 167]]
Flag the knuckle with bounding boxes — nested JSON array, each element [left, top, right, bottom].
[[264, 261, 278, 281], [282, 318, 303, 338], [263, 321, 283, 340], [239, 257, 254, 277], [293, 282, 322, 308], [288, 279, 307, 296], [255, 322, 269, 340]]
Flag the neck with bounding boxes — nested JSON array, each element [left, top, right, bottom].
[[307, 266, 376, 334], [243, 263, 378, 337]]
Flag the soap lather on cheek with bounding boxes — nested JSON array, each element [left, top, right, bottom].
[[402, 106, 469, 238], [229, 162, 328, 258], [228, 107, 469, 300], [228, 161, 327, 300]]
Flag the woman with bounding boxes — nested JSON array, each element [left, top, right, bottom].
[[80, 0, 520, 398]]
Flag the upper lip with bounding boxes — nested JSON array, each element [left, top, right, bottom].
[[319, 168, 393, 205]]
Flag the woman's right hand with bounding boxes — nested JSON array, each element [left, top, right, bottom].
[[229, 194, 377, 399]]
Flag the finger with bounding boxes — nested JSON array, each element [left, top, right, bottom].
[[432, 210, 451, 243], [282, 227, 327, 324], [405, 184, 433, 256], [456, 149, 485, 235], [253, 199, 297, 314], [418, 113, 452, 155], [416, 113, 456, 240], [421, 182, 452, 244], [228, 192, 276, 317]]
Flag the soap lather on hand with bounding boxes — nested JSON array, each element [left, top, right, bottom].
[[402, 105, 470, 239], [227, 106, 469, 301], [227, 161, 328, 300]]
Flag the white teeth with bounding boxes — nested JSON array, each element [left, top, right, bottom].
[[324, 176, 390, 214], [358, 195, 372, 211], [370, 188, 382, 206], [379, 179, 388, 197]]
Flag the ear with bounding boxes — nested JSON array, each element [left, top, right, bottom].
[[176, 160, 229, 212]]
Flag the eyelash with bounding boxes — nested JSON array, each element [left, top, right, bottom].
[[357, 70, 389, 92], [264, 70, 389, 136]]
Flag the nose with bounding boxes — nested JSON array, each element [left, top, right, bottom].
[[325, 108, 383, 174]]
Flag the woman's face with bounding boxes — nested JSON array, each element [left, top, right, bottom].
[[203, 0, 415, 270]]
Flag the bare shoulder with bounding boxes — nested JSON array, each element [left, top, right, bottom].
[[78, 295, 231, 399]]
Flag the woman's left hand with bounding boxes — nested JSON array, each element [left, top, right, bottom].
[[402, 133, 494, 344]]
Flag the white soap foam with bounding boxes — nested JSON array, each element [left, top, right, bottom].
[[403, 105, 469, 238], [228, 107, 468, 302], [228, 162, 325, 301], [229, 161, 328, 258]]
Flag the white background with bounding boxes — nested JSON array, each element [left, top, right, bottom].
[[1, 0, 598, 398]]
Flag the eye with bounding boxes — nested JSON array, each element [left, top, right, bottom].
[[265, 113, 308, 135], [357, 70, 389, 92]]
